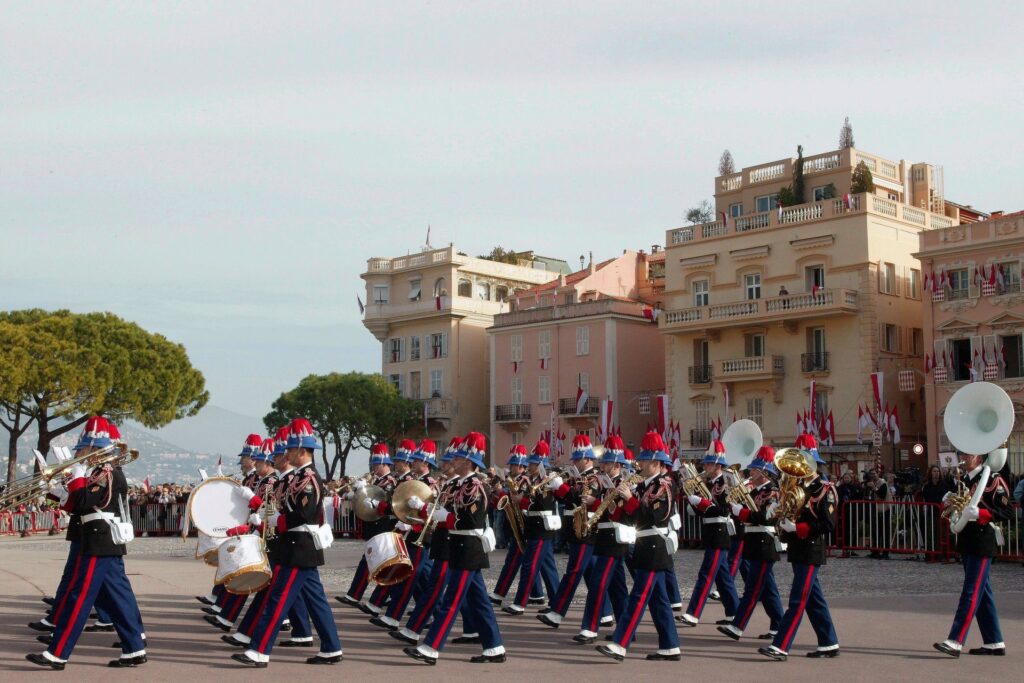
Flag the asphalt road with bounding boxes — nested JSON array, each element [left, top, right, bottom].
[[0, 537, 1020, 682]]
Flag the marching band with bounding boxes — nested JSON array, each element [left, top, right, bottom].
[[11, 379, 1017, 668]]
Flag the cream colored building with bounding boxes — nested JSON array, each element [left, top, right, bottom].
[[361, 245, 561, 458], [661, 147, 959, 473]]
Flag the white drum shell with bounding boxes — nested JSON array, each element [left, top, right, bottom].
[[364, 531, 412, 586], [196, 531, 227, 566], [215, 534, 271, 595]]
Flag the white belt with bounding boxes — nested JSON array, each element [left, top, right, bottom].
[[526, 510, 555, 517], [597, 522, 625, 530], [449, 529, 485, 537], [82, 512, 118, 524], [288, 524, 320, 534], [703, 516, 729, 525], [635, 527, 670, 538], [745, 525, 776, 534]]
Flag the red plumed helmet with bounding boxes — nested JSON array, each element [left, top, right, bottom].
[[572, 434, 592, 450], [82, 416, 109, 437], [260, 438, 275, 456], [604, 434, 625, 453], [755, 445, 776, 463], [106, 422, 122, 442], [274, 426, 290, 443], [706, 439, 726, 456], [796, 433, 817, 450], [513, 444, 529, 456], [624, 448, 635, 461], [532, 439, 550, 457], [446, 436, 463, 453], [371, 443, 389, 456], [419, 439, 437, 455], [288, 418, 315, 438], [245, 433, 263, 448], [464, 432, 487, 454], [398, 439, 417, 454]]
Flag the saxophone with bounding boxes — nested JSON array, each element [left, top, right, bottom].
[[584, 474, 643, 536], [496, 473, 526, 552], [572, 471, 596, 539]]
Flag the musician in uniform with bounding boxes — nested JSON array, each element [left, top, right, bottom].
[[27, 418, 148, 670], [539, 435, 604, 628], [336, 443, 397, 613], [488, 445, 543, 606], [596, 432, 679, 662], [403, 432, 505, 665], [370, 439, 440, 630], [231, 417, 343, 667], [759, 445, 839, 661], [503, 440, 561, 615], [678, 439, 739, 627], [933, 448, 1012, 658], [573, 436, 631, 643], [717, 446, 784, 642]]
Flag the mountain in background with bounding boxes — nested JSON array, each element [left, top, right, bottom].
[[131, 404, 266, 458]]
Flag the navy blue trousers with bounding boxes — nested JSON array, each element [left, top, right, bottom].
[[731, 558, 783, 632], [580, 554, 628, 634], [50, 541, 114, 625], [384, 544, 432, 622], [948, 555, 1003, 646], [237, 579, 312, 640], [686, 546, 738, 618], [492, 544, 544, 599], [423, 569, 502, 652], [772, 564, 838, 653], [513, 538, 558, 607], [610, 569, 679, 651], [249, 565, 341, 656]]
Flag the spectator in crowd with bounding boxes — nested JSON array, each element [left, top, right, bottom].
[[919, 465, 953, 559], [863, 470, 891, 559], [836, 471, 862, 556]]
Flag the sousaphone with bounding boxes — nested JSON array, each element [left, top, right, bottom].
[[722, 419, 763, 470]]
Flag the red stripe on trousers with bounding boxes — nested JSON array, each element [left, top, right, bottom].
[[54, 557, 97, 659], [618, 571, 654, 648], [353, 559, 368, 598], [429, 570, 469, 650], [257, 567, 298, 653], [956, 558, 989, 644], [730, 542, 744, 576], [737, 561, 768, 629], [52, 553, 82, 624], [410, 562, 448, 632], [555, 545, 586, 613], [694, 549, 721, 616], [780, 566, 815, 652], [390, 547, 422, 617], [244, 566, 281, 636], [589, 557, 615, 632], [518, 542, 543, 606], [496, 546, 521, 596]]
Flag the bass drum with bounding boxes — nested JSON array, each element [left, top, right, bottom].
[[215, 534, 272, 595], [365, 531, 413, 586], [196, 531, 227, 566], [187, 477, 249, 537]]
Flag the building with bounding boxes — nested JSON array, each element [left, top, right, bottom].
[[488, 250, 666, 460], [914, 211, 1024, 474], [660, 146, 960, 474], [361, 245, 561, 456]]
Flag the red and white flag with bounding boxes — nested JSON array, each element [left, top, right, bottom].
[[843, 193, 853, 209], [597, 398, 613, 442], [808, 379, 817, 425], [856, 406, 865, 444], [924, 352, 933, 374], [870, 372, 883, 409], [889, 406, 901, 444], [435, 294, 442, 311], [575, 386, 589, 415], [826, 409, 836, 446], [356, 294, 365, 314], [720, 211, 729, 228], [656, 394, 669, 436], [143, 477, 151, 493], [512, 361, 520, 373], [722, 384, 731, 422], [539, 357, 549, 370]]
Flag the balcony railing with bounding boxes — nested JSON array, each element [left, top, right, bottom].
[[801, 352, 830, 373], [719, 355, 784, 379], [558, 397, 601, 416], [662, 288, 859, 332], [690, 429, 711, 449], [493, 299, 649, 328], [688, 365, 712, 385], [495, 404, 531, 423], [419, 397, 454, 420]]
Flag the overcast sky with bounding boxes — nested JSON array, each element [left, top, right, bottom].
[[3, 1, 1022, 421]]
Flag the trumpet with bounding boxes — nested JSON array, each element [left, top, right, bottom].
[[678, 462, 712, 500], [528, 472, 561, 497], [0, 443, 138, 512], [941, 466, 971, 521], [725, 477, 759, 513]]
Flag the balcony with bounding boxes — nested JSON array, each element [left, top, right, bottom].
[[690, 429, 711, 449], [801, 352, 830, 374], [718, 355, 784, 381], [419, 397, 455, 421], [558, 397, 601, 416], [662, 288, 860, 333], [493, 298, 649, 328], [494, 404, 531, 423], [688, 364, 712, 385]]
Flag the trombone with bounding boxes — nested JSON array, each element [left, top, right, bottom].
[[0, 443, 138, 512]]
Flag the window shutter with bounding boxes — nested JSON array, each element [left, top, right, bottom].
[[970, 335, 983, 373], [441, 333, 449, 358]]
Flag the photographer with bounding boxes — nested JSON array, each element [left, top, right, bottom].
[[836, 472, 862, 556], [863, 471, 891, 559]]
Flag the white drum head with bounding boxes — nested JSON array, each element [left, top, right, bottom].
[[188, 477, 248, 537]]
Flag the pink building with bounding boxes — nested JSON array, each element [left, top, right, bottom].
[[915, 211, 1024, 474], [488, 250, 666, 462]]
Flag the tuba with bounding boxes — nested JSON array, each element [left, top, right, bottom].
[[725, 477, 759, 513], [773, 448, 817, 528], [722, 419, 763, 470], [678, 462, 712, 500], [942, 382, 1014, 534]]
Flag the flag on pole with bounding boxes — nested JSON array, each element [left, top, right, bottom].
[[356, 294, 365, 314], [597, 398, 613, 442], [826, 409, 836, 447], [423, 401, 429, 430], [656, 394, 669, 436], [426, 224, 431, 248], [435, 293, 442, 310], [843, 193, 853, 209], [870, 372, 883, 409], [539, 357, 548, 370], [720, 211, 729, 228], [856, 406, 865, 444], [575, 386, 589, 415], [889, 406, 901, 444], [216, 455, 223, 477], [808, 379, 817, 428]]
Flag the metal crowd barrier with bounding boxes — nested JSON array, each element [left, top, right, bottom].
[[0, 509, 60, 535]]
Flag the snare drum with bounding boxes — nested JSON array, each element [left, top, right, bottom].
[[187, 477, 249, 537], [365, 531, 413, 586], [215, 534, 272, 595], [196, 531, 227, 566]]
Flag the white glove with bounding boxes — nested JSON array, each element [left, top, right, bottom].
[[431, 506, 450, 524], [248, 513, 261, 527], [69, 463, 88, 480], [941, 491, 953, 504], [236, 486, 256, 502], [343, 491, 355, 501], [268, 512, 280, 528], [687, 494, 702, 508], [406, 495, 425, 511], [780, 519, 797, 533], [547, 476, 564, 492], [353, 480, 367, 492], [395, 521, 412, 532], [963, 505, 980, 522], [363, 498, 379, 511], [730, 503, 743, 517], [766, 502, 779, 519]]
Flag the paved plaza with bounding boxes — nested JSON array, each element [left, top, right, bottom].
[[0, 536, 1020, 681]]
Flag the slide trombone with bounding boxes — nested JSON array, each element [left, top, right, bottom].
[[0, 443, 138, 512]]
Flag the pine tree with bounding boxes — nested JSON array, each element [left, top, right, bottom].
[[718, 149, 735, 176], [839, 117, 855, 149], [850, 161, 875, 194], [792, 145, 805, 204]]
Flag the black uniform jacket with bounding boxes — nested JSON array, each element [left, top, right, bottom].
[[619, 472, 675, 571], [276, 462, 326, 568], [65, 465, 129, 557], [955, 468, 1013, 558], [444, 473, 490, 571], [554, 466, 600, 545], [593, 474, 629, 559], [520, 473, 558, 541], [780, 476, 837, 566], [691, 471, 734, 550], [362, 473, 397, 539], [738, 482, 780, 562]]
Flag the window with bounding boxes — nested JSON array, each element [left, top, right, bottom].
[[879, 263, 896, 294], [577, 372, 590, 394], [430, 369, 443, 396], [999, 262, 1021, 293], [564, 291, 576, 306], [813, 391, 828, 424], [1003, 335, 1023, 378], [744, 333, 765, 358], [729, 202, 743, 218], [808, 327, 826, 355], [433, 278, 447, 297], [511, 377, 523, 405], [430, 333, 448, 358], [950, 338, 971, 381], [538, 330, 551, 360], [948, 268, 969, 299], [694, 399, 711, 430], [409, 371, 421, 399], [457, 279, 472, 297], [744, 273, 761, 300], [372, 284, 389, 304], [638, 395, 651, 415], [410, 336, 420, 361], [805, 265, 825, 292], [910, 328, 924, 356], [387, 337, 403, 363], [908, 269, 921, 299], [693, 279, 709, 307], [538, 376, 551, 404], [510, 334, 523, 362], [881, 324, 900, 352], [476, 281, 491, 300], [576, 326, 590, 356], [510, 432, 523, 446], [408, 278, 422, 301], [574, 428, 593, 440], [495, 285, 509, 302], [387, 373, 402, 393], [755, 194, 778, 213], [812, 186, 829, 201], [746, 398, 763, 429]]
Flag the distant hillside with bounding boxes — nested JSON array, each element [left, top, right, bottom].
[[131, 405, 266, 458]]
